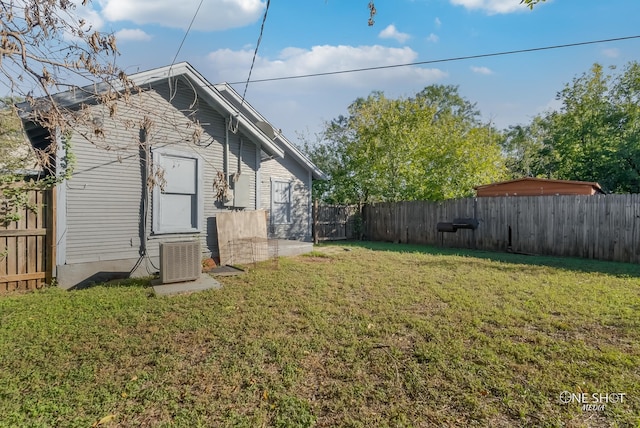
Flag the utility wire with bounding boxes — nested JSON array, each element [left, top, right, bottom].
[[169, 0, 205, 72], [167, 0, 205, 101], [228, 35, 640, 85], [240, 0, 271, 106]]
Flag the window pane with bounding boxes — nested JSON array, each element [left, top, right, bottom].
[[272, 202, 288, 224], [158, 194, 196, 230], [160, 156, 196, 194], [273, 181, 290, 203]]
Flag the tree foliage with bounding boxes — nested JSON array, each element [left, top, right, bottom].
[[500, 119, 552, 179], [0, 97, 27, 171], [306, 86, 507, 204], [520, 0, 546, 9], [0, 97, 40, 224], [527, 63, 640, 193]]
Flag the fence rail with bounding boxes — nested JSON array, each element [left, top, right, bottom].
[[0, 188, 54, 292], [363, 195, 640, 264]]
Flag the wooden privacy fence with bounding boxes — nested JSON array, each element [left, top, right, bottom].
[[313, 202, 360, 242], [363, 194, 640, 264], [0, 188, 54, 292]]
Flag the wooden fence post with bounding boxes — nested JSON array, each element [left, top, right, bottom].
[[313, 199, 319, 245]]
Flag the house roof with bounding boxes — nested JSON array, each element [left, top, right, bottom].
[[17, 62, 289, 159], [213, 82, 328, 180], [474, 177, 605, 196]]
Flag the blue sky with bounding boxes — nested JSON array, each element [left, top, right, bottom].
[[36, 0, 640, 139]]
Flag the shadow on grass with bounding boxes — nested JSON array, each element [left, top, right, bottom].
[[69, 275, 154, 291], [319, 240, 640, 278]]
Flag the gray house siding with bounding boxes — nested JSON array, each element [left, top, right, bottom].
[[64, 97, 149, 265], [212, 81, 322, 241], [58, 81, 259, 287], [260, 151, 312, 240]]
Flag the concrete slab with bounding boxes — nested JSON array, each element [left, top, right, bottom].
[[152, 274, 221, 296], [270, 240, 313, 257]]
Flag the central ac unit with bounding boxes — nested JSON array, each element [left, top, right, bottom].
[[159, 241, 201, 283]]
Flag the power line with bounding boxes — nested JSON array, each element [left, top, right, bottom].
[[228, 35, 640, 85], [169, 0, 205, 71], [240, 0, 271, 106]]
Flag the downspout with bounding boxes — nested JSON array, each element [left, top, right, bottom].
[[225, 118, 230, 182], [237, 137, 244, 210], [130, 126, 150, 275], [238, 137, 243, 175], [256, 144, 261, 210], [141, 128, 149, 258], [308, 169, 313, 240]]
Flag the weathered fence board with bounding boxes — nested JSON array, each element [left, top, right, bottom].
[[363, 194, 640, 264], [313, 203, 360, 242], [1, 188, 53, 292]]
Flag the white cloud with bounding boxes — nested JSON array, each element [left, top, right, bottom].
[[435, 17, 442, 27], [206, 44, 445, 90], [601, 48, 620, 58], [73, 0, 105, 30], [99, 0, 265, 31], [471, 66, 493, 75], [115, 28, 152, 42], [58, 1, 105, 43], [278, 47, 308, 60], [449, 0, 532, 14], [379, 24, 411, 44], [426, 33, 439, 43]]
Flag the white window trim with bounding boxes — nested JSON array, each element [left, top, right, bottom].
[[271, 178, 292, 225], [152, 147, 204, 234]]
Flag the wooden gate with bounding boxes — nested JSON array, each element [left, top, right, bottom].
[[0, 187, 54, 292], [313, 202, 360, 242]]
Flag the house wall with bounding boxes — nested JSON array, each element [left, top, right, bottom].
[[260, 151, 312, 240], [58, 80, 259, 288]]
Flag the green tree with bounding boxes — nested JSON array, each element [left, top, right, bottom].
[[301, 116, 362, 204], [500, 119, 552, 178], [531, 63, 640, 192], [610, 61, 640, 191], [414, 85, 480, 122], [306, 86, 507, 203], [0, 97, 42, 224], [0, 98, 28, 172]]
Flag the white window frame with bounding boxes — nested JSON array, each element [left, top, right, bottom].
[[152, 148, 204, 234], [271, 179, 292, 225]]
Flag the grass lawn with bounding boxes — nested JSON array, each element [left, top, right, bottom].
[[1, 242, 639, 427]]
